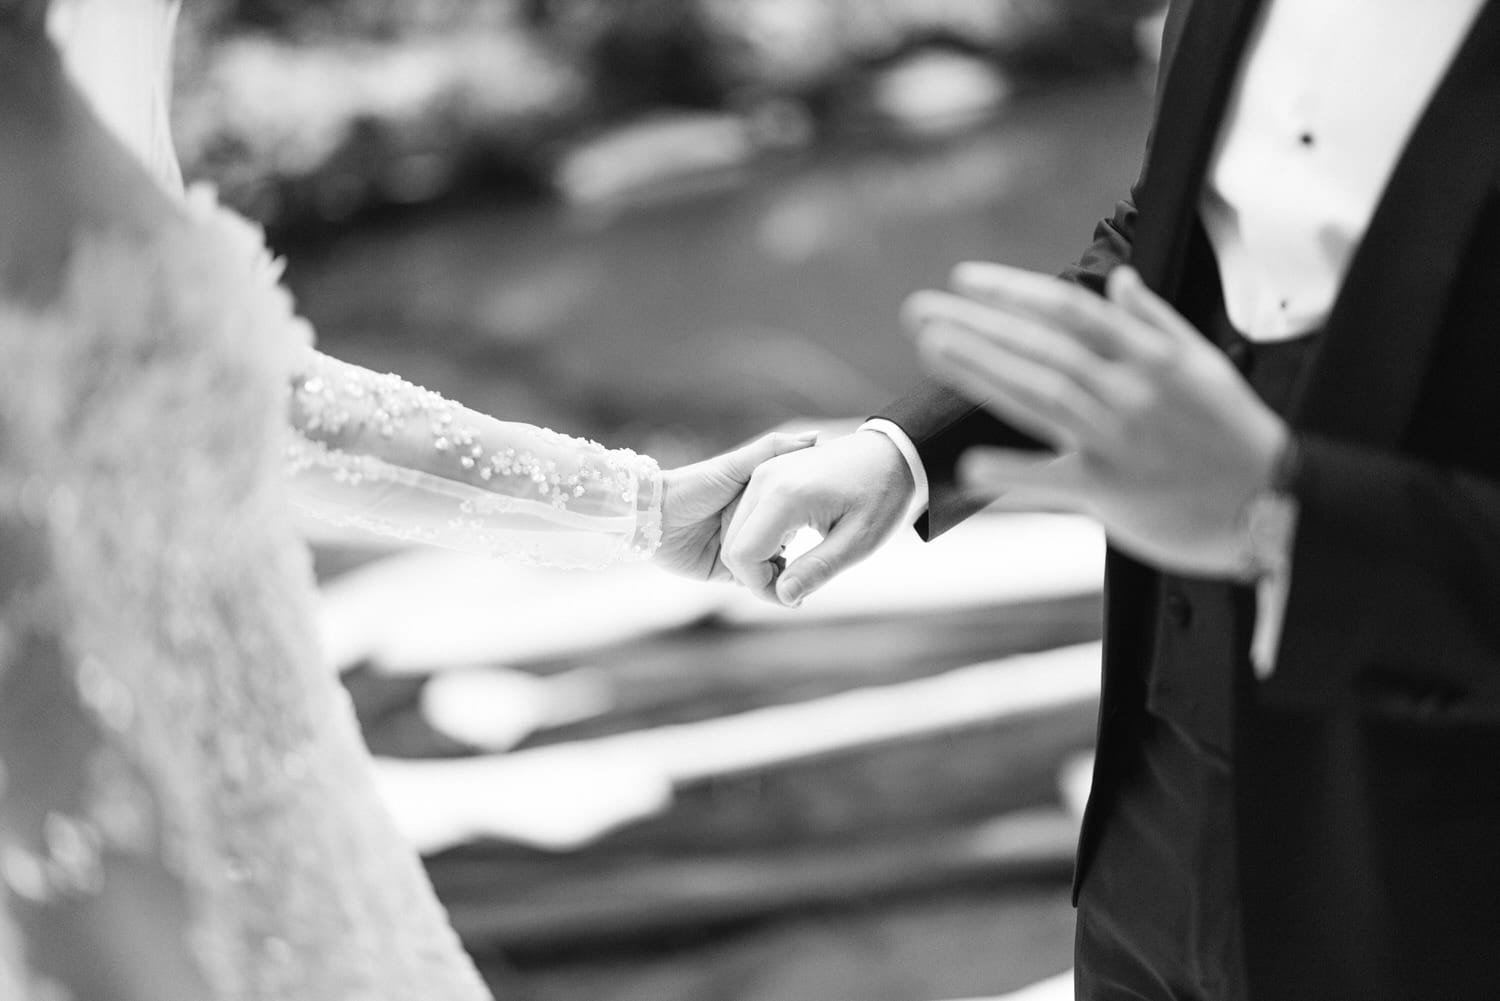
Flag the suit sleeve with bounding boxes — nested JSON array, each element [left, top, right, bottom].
[[876, 0, 1196, 541], [876, 185, 1144, 539]]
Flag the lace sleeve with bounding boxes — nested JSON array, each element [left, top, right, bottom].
[[285, 349, 663, 569]]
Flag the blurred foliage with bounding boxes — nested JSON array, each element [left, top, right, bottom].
[[173, 0, 1161, 234]]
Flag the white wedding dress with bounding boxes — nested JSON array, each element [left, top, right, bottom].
[[0, 2, 661, 997]]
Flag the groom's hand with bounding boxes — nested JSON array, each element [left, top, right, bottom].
[[720, 430, 915, 606], [907, 262, 1287, 579], [655, 430, 818, 580]]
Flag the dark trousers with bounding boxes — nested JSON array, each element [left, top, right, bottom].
[[1073, 313, 1319, 1001]]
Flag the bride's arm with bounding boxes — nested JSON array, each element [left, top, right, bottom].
[[285, 348, 665, 569], [285, 348, 820, 576]]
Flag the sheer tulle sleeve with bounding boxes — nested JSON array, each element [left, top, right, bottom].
[[285, 348, 664, 569]]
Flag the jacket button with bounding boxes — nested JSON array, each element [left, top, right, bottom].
[[1163, 590, 1193, 629]]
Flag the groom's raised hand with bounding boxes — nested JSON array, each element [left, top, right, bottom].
[[654, 430, 819, 580], [719, 430, 916, 606], [907, 262, 1288, 579]]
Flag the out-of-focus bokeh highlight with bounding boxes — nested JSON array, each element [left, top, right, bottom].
[[175, 3, 1164, 999]]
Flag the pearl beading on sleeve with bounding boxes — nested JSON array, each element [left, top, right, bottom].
[[285, 351, 664, 567]]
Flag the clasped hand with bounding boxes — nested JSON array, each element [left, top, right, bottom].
[[656, 426, 916, 604], [653, 429, 820, 581], [659, 261, 1288, 601]]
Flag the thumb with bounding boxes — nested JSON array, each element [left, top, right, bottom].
[[713, 429, 819, 485], [775, 519, 872, 608]]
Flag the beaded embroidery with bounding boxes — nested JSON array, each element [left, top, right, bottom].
[[287, 350, 663, 567]]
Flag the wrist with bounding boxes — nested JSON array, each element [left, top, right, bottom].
[[857, 421, 924, 514], [856, 428, 913, 485], [630, 453, 664, 561]]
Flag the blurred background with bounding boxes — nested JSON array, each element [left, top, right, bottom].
[[173, 2, 1163, 999]]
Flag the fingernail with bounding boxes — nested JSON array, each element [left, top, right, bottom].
[[794, 430, 820, 444], [779, 577, 805, 607]]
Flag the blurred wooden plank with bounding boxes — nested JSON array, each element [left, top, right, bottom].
[[352, 592, 1103, 758], [383, 644, 1100, 854], [437, 808, 1077, 950], [582, 643, 1101, 785], [609, 700, 1096, 853], [541, 592, 1104, 739], [317, 513, 1102, 674]]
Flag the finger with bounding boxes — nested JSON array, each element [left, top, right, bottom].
[[711, 430, 819, 486], [706, 496, 744, 584], [717, 462, 773, 588], [1106, 266, 1199, 350], [920, 339, 1078, 452], [705, 528, 736, 584], [722, 498, 803, 602], [957, 447, 1086, 501], [918, 322, 1118, 453], [775, 517, 877, 608], [904, 290, 1132, 408], [714, 492, 798, 603], [720, 483, 758, 571], [945, 262, 1160, 362]]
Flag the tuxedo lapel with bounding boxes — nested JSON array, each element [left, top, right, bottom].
[[1131, 0, 1265, 296], [1292, 1, 1500, 443]]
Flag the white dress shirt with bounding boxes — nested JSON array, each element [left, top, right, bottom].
[[1203, 0, 1486, 343], [866, 0, 1485, 670]]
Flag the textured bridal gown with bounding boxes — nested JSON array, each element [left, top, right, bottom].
[[0, 4, 661, 998]]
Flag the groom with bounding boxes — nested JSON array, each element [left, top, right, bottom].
[[719, 1, 1500, 998]]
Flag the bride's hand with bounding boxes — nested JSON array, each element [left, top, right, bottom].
[[655, 430, 819, 580]]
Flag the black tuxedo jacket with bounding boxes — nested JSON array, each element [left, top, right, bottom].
[[879, 1, 1500, 996]]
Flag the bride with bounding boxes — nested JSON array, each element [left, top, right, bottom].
[[0, 1, 812, 997]]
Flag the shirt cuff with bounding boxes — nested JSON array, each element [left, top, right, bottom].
[[1249, 504, 1299, 679], [858, 418, 930, 524]]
